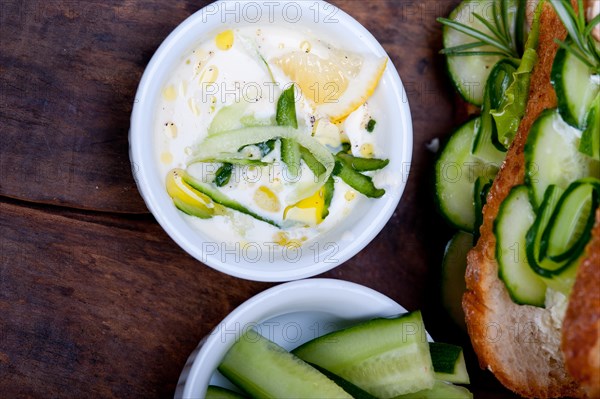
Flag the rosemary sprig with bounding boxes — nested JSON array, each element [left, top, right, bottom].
[[552, 0, 600, 73], [438, 1, 521, 58]]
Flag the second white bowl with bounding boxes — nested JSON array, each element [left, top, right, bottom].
[[175, 279, 417, 398]]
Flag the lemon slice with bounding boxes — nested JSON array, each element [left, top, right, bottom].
[[273, 51, 387, 122]]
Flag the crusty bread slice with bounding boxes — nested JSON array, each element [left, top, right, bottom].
[[562, 209, 600, 398], [462, 2, 587, 398]]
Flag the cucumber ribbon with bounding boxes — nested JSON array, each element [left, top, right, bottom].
[[525, 178, 600, 294], [188, 125, 336, 203], [179, 168, 280, 228], [277, 86, 302, 177]]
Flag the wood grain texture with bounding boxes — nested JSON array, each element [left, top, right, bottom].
[[0, 200, 271, 397], [0, 1, 213, 213], [1, 1, 519, 398]]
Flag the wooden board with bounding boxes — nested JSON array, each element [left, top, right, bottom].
[[0, 1, 520, 397]]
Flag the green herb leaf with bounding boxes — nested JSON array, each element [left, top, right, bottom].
[[215, 163, 233, 187], [437, 17, 516, 57], [276, 85, 298, 128], [551, 0, 600, 73], [366, 119, 377, 133]]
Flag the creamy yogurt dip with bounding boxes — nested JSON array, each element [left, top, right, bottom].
[[154, 25, 392, 247]]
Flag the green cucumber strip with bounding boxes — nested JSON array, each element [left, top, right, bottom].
[[336, 153, 390, 172], [240, 114, 274, 128], [203, 156, 267, 166], [239, 140, 276, 158], [190, 126, 295, 162], [429, 343, 461, 374], [334, 157, 385, 198], [441, 0, 519, 105], [218, 330, 352, 399], [541, 179, 600, 264], [391, 381, 473, 399], [292, 311, 435, 398], [494, 185, 546, 306], [208, 102, 249, 136], [166, 169, 216, 219], [472, 59, 517, 163], [172, 197, 213, 219], [474, 176, 493, 242], [429, 343, 470, 384], [205, 386, 247, 399], [179, 169, 279, 227], [551, 44, 600, 129], [525, 185, 567, 277], [579, 93, 600, 160], [435, 118, 499, 232], [300, 146, 326, 177], [277, 86, 301, 176], [321, 176, 335, 220], [280, 138, 301, 176], [214, 163, 233, 187], [276, 85, 298, 129], [441, 231, 472, 331], [524, 109, 598, 208], [308, 363, 378, 399], [188, 126, 335, 203]]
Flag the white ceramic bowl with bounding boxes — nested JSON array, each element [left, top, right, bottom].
[[130, 0, 413, 281], [175, 279, 419, 398]]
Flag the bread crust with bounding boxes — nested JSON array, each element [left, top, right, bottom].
[[462, 3, 586, 398], [562, 210, 600, 398]]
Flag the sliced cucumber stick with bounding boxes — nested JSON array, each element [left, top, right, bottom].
[[308, 363, 378, 399], [293, 311, 435, 399], [218, 330, 352, 399], [429, 342, 470, 384], [494, 185, 546, 306]]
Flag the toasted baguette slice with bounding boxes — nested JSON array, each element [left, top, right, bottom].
[[562, 209, 600, 398], [462, 2, 587, 398]]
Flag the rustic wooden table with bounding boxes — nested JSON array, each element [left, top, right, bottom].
[[1, 1, 519, 397]]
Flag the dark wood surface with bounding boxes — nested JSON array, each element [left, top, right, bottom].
[[1, 1, 519, 398]]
